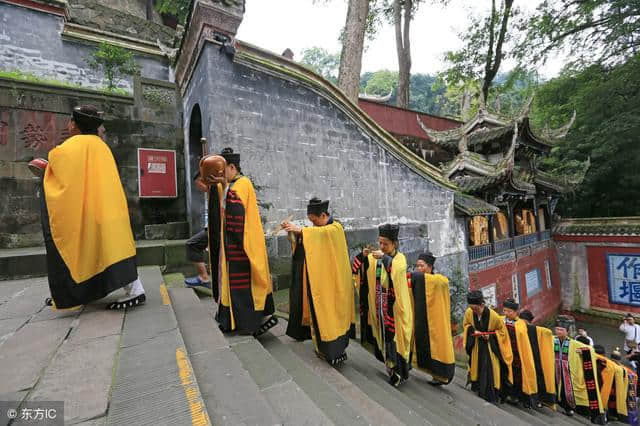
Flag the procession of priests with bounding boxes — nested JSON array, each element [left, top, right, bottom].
[[35, 111, 637, 425]]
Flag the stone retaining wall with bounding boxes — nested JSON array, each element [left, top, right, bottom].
[[0, 76, 186, 248]]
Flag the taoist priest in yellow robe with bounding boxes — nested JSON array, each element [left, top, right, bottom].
[[518, 310, 556, 409], [554, 316, 605, 423], [354, 224, 413, 387], [282, 198, 354, 366], [206, 147, 276, 336], [463, 290, 513, 402], [408, 252, 455, 386], [501, 298, 539, 408], [40, 105, 145, 311]]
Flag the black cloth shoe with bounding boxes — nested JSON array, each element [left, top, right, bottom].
[[253, 315, 278, 337]]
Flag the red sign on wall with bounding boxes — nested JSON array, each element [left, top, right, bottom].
[[137, 148, 177, 198]]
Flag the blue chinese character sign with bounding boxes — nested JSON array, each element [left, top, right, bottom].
[[608, 254, 640, 306]]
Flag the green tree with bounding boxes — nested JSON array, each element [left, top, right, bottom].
[[300, 47, 341, 84], [87, 42, 139, 91], [519, 0, 640, 69], [442, 0, 520, 101], [408, 73, 446, 114], [156, 0, 191, 24], [532, 55, 640, 217], [364, 69, 398, 96]]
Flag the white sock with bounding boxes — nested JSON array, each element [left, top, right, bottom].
[[117, 278, 144, 302]]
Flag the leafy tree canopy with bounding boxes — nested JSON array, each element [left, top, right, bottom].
[[518, 0, 640, 69], [299, 47, 341, 84], [531, 54, 640, 217]]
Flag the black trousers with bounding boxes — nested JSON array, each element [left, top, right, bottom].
[[186, 228, 208, 263]]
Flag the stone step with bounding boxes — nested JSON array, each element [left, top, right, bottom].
[[257, 330, 369, 426], [168, 287, 284, 425], [343, 334, 528, 426], [0, 240, 190, 281], [279, 336, 417, 426], [106, 266, 211, 426], [276, 329, 404, 426], [451, 359, 607, 426]]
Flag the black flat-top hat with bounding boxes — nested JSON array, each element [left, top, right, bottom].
[[418, 251, 436, 265], [519, 310, 534, 322], [467, 290, 484, 305], [220, 147, 240, 167], [378, 223, 400, 241], [72, 105, 104, 133], [307, 197, 329, 216], [503, 298, 519, 311], [555, 314, 573, 330]]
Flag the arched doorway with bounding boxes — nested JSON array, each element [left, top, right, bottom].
[[188, 104, 204, 231]]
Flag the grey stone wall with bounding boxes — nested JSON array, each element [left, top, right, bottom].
[[0, 2, 170, 93], [183, 43, 467, 286], [0, 76, 185, 248]]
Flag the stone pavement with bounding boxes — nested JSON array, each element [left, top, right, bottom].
[[0, 267, 209, 426], [0, 269, 625, 426]]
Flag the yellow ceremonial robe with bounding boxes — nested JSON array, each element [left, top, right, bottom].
[[527, 325, 556, 404], [597, 355, 629, 418], [463, 307, 513, 402], [409, 272, 455, 383], [42, 135, 137, 309], [211, 175, 274, 333], [286, 220, 353, 361], [503, 316, 538, 396], [364, 252, 413, 378]]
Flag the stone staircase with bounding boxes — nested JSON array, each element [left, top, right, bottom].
[[0, 268, 620, 425], [168, 284, 607, 426]]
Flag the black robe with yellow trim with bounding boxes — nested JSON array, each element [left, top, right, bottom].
[[361, 252, 413, 380], [286, 219, 354, 361], [409, 272, 455, 384], [502, 316, 538, 400], [41, 135, 137, 309], [526, 324, 556, 405], [463, 307, 513, 402], [209, 175, 274, 334]]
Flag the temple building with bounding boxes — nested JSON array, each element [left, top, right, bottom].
[[362, 96, 588, 320]]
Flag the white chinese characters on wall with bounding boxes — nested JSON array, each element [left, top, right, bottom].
[[608, 254, 640, 306]]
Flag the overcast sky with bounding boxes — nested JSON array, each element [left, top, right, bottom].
[[236, 0, 563, 78]]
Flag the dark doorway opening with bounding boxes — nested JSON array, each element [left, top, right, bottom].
[[189, 104, 204, 231]]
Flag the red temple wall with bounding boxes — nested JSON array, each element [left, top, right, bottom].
[[468, 247, 562, 323]]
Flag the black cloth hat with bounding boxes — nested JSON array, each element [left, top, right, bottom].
[[503, 298, 519, 311], [72, 105, 104, 134], [307, 197, 329, 216], [467, 290, 484, 305], [378, 223, 399, 241], [418, 252, 436, 266], [555, 315, 573, 330], [519, 310, 534, 322], [593, 344, 605, 355], [220, 147, 240, 167]]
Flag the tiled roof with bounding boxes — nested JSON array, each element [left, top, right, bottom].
[[453, 175, 505, 192], [454, 193, 500, 216], [553, 217, 640, 236]]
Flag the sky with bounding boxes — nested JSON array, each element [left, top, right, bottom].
[[236, 0, 563, 79]]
